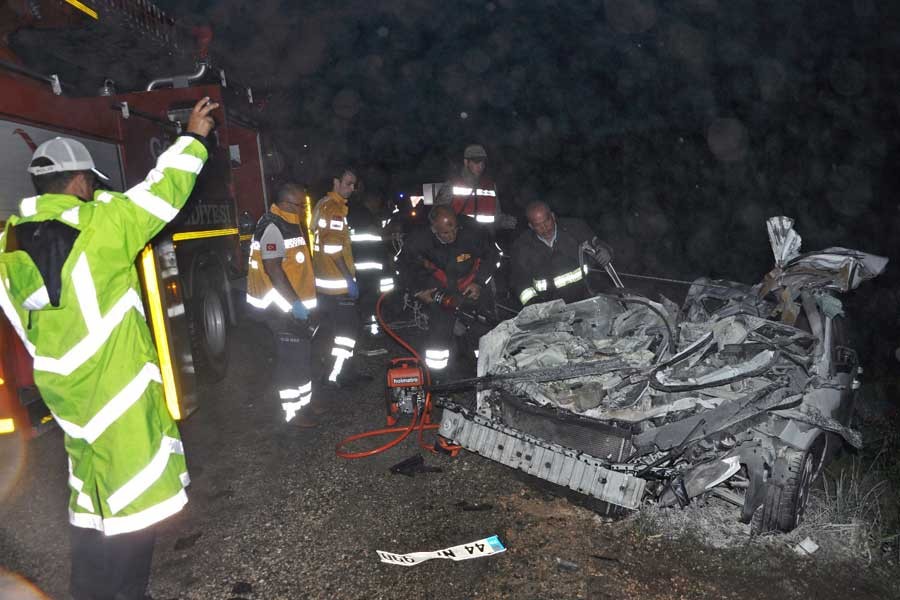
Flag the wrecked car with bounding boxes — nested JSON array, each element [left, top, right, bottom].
[[437, 217, 887, 532]]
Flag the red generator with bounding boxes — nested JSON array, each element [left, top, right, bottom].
[[384, 358, 426, 426]]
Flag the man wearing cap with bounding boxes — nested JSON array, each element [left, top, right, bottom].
[[0, 97, 217, 599], [435, 144, 516, 231]]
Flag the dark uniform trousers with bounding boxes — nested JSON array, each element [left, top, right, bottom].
[[317, 293, 360, 383], [357, 270, 383, 337], [70, 525, 156, 600], [250, 308, 312, 418], [424, 287, 494, 377]]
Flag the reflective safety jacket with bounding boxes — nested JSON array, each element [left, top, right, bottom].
[[440, 180, 498, 226], [435, 168, 500, 225], [510, 217, 595, 306], [347, 204, 386, 275], [311, 191, 355, 295], [0, 135, 207, 535], [398, 215, 499, 293], [246, 205, 316, 312]]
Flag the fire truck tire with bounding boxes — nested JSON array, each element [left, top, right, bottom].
[[189, 278, 229, 382]]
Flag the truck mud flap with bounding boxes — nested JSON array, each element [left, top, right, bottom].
[[438, 403, 645, 510]]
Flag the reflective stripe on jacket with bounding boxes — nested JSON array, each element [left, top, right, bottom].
[[246, 207, 316, 312], [0, 135, 207, 535], [449, 181, 497, 224], [311, 192, 355, 294], [510, 217, 596, 306]]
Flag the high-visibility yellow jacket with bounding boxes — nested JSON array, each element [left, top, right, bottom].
[[0, 135, 207, 535], [311, 191, 355, 295], [246, 205, 316, 312]]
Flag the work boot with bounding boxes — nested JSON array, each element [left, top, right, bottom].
[[292, 413, 319, 428], [322, 371, 373, 389], [310, 401, 329, 416]]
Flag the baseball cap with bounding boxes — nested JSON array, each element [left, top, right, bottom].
[[463, 144, 487, 160], [27, 137, 110, 181]]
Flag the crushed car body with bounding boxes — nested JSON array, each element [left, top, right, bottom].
[[438, 217, 887, 532]]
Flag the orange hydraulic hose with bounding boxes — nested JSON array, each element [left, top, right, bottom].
[[335, 291, 456, 459]]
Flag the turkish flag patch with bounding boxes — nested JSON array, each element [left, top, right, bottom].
[[266, 243, 276, 251]]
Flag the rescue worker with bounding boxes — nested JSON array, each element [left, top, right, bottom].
[[246, 183, 321, 426], [398, 205, 499, 378], [511, 201, 598, 306], [348, 189, 391, 342], [434, 144, 516, 230], [0, 97, 217, 599], [311, 167, 366, 387]]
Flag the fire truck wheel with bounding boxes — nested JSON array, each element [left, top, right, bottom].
[[190, 280, 229, 381]]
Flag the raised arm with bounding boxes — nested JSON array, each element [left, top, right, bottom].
[[114, 97, 219, 258]]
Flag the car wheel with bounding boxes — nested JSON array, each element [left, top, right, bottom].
[[751, 436, 825, 534], [189, 278, 229, 382]]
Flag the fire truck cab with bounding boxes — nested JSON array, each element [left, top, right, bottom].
[[0, 0, 274, 438]]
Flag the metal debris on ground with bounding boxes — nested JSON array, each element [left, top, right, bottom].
[[231, 581, 253, 594], [555, 557, 580, 572], [377, 535, 506, 566], [388, 453, 443, 477], [793, 537, 820, 557]]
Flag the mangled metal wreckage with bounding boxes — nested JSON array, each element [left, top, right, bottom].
[[438, 217, 887, 532]]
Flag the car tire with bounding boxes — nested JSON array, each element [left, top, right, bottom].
[[189, 277, 229, 382], [751, 436, 825, 534]]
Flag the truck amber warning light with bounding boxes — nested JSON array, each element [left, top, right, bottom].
[[0, 418, 14, 434]]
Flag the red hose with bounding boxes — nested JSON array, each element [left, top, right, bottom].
[[335, 292, 458, 459]]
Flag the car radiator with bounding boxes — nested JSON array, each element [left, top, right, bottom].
[[438, 402, 646, 510]]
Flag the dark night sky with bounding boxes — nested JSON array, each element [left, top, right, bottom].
[[148, 3, 897, 251]]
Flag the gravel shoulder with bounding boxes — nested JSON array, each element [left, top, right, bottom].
[[1, 321, 897, 599]]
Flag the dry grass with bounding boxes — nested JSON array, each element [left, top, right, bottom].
[[629, 455, 897, 565]]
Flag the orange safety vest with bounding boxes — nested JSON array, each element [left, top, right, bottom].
[[311, 191, 355, 295], [246, 205, 316, 311]]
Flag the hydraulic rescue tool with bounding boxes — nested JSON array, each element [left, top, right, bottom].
[[430, 289, 497, 327]]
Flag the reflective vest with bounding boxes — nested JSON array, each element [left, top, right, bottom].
[[511, 218, 595, 306], [246, 206, 316, 312], [311, 191, 355, 295], [0, 135, 207, 535], [348, 208, 385, 275], [450, 178, 498, 224]]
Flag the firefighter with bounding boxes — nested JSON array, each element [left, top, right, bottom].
[[246, 183, 322, 426], [434, 144, 516, 230], [311, 167, 367, 387], [348, 189, 391, 342], [0, 97, 217, 599], [398, 205, 499, 378], [511, 201, 599, 306]]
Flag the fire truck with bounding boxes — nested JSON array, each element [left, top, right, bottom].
[[0, 0, 278, 438]]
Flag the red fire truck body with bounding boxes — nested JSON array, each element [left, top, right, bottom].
[[0, 1, 273, 438]]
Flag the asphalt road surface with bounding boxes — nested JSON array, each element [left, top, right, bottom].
[[1, 318, 895, 600]]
